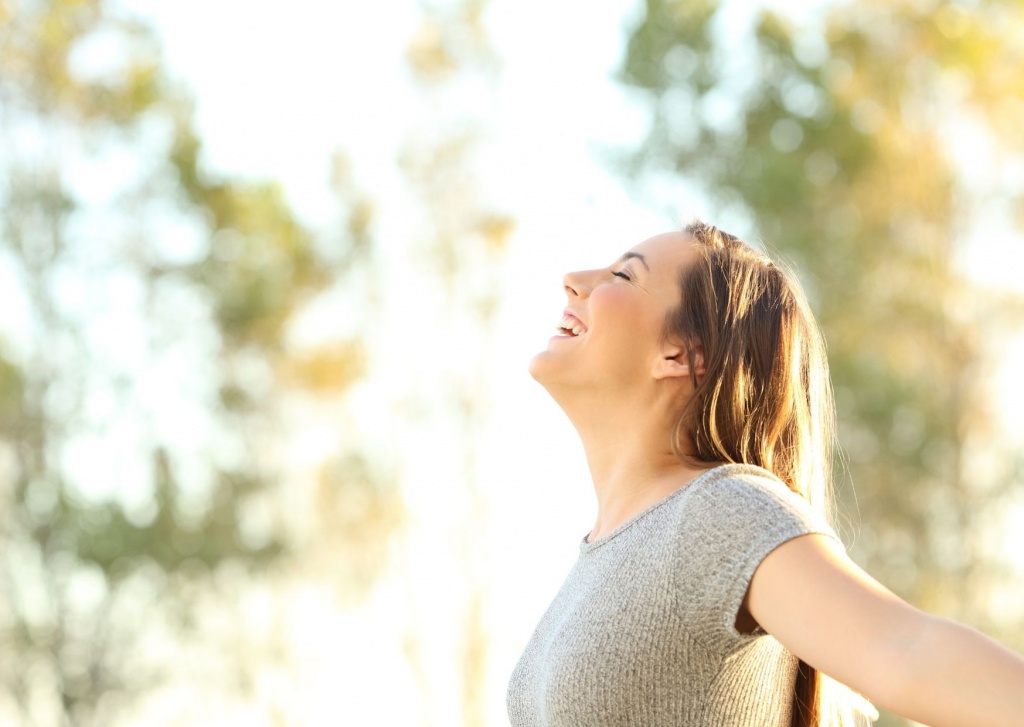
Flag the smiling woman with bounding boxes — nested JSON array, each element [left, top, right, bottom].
[[508, 220, 1024, 727]]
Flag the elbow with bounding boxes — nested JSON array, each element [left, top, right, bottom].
[[865, 613, 1006, 723], [859, 610, 946, 713]]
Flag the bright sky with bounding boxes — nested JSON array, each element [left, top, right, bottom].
[[117, 1, 677, 724]]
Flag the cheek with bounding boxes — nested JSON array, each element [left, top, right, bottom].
[[590, 288, 663, 351]]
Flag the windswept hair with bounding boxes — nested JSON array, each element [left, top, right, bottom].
[[666, 220, 872, 727]]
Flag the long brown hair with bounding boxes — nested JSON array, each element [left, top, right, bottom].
[[665, 219, 835, 727]]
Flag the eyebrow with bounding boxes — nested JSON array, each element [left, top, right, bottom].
[[618, 251, 650, 271]]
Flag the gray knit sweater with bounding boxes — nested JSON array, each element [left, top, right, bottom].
[[507, 464, 841, 727]]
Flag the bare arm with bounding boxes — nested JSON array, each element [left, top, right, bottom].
[[745, 534, 1024, 727]]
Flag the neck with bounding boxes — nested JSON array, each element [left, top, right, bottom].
[[561, 389, 711, 542]]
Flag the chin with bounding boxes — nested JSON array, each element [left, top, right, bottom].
[[530, 347, 571, 392], [527, 349, 549, 383], [529, 349, 577, 408]]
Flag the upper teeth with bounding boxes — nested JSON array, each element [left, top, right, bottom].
[[559, 315, 585, 336]]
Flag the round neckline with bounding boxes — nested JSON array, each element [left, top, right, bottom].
[[578, 463, 743, 554]]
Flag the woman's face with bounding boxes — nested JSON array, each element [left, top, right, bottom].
[[529, 231, 696, 394]]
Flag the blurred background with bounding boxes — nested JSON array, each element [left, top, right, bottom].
[[1, 0, 1023, 725]]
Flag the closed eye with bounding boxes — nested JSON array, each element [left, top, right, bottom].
[[612, 270, 631, 281]]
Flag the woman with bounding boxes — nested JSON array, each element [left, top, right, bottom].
[[507, 221, 1024, 726]]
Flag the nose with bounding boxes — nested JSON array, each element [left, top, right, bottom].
[[563, 269, 590, 299]]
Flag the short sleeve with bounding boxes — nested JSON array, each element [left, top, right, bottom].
[[671, 465, 842, 654]]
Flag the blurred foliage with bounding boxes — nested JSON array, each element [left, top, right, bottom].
[[400, 2, 512, 726], [0, 0, 399, 724], [619, 0, 1024, 723], [405, 0, 497, 87]]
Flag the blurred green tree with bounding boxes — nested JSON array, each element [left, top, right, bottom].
[[0, 0, 398, 724], [618, 0, 1024, 720], [618, 1, 1024, 724]]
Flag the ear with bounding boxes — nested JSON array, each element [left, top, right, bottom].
[[652, 344, 706, 381]]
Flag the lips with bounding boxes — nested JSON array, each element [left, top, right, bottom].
[[556, 311, 587, 337]]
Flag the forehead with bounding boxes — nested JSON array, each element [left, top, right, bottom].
[[627, 232, 696, 284]]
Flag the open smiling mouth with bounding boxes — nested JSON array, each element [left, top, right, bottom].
[[557, 314, 587, 337]]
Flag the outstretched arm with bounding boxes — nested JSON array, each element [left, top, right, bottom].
[[745, 534, 1024, 727]]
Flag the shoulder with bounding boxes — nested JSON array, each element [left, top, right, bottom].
[[668, 463, 842, 566], [691, 462, 793, 495], [668, 464, 844, 648], [685, 463, 822, 522]]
